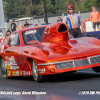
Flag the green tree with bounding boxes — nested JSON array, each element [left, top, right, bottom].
[[16, 0, 32, 17], [3, 0, 8, 19], [3, 0, 21, 18], [54, 0, 64, 13], [83, 0, 100, 10], [3, 0, 100, 19], [39, 0, 53, 15]]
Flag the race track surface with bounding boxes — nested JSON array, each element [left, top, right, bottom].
[[0, 68, 100, 100]]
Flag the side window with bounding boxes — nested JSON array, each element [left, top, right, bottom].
[[8, 33, 20, 46]]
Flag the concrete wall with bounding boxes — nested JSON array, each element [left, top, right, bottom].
[[80, 12, 91, 19], [6, 11, 91, 28], [86, 21, 99, 32]]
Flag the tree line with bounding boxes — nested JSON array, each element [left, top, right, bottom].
[[3, 0, 100, 19]]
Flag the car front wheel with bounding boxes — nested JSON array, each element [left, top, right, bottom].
[[31, 60, 45, 83]]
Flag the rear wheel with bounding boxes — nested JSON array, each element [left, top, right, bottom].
[[0, 58, 6, 75], [31, 60, 45, 83], [92, 66, 100, 72], [0, 58, 10, 79]]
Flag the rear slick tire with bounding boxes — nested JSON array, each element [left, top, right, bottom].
[[31, 60, 45, 83], [92, 66, 100, 72], [0, 58, 10, 79], [0, 58, 6, 75]]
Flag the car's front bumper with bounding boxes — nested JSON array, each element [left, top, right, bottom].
[[38, 55, 100, 75]]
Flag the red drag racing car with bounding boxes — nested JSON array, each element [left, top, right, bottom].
[[0, 22, 100, 82]]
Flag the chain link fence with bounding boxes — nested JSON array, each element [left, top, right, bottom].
[[0, 10, 93, 37], [5, 10, 92, 28]]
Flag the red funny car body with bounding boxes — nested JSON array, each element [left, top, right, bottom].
[[0, 22, 100, 82]]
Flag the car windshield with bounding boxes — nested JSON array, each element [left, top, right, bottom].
[[22, 27, 73, 45], [22, 27, 46, 45]]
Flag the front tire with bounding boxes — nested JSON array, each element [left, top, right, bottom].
[[92, 66, 100, 72], [31, 60, 45, 83]]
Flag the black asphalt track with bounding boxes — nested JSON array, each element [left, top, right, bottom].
[[0, 68, 100, 100]]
